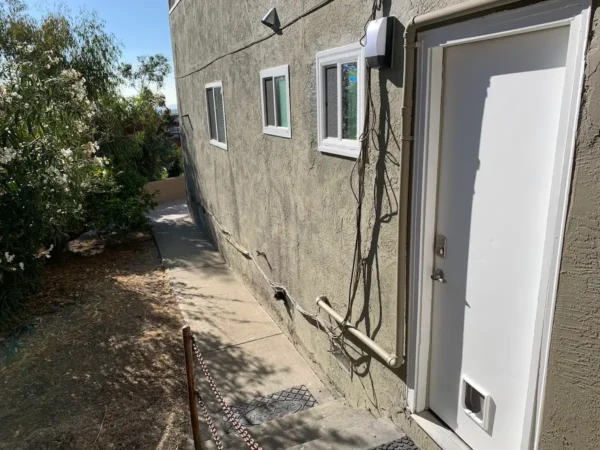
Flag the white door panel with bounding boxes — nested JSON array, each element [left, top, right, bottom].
[[429, 26, 570, 450]]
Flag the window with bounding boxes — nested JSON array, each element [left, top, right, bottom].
[[260, 65, 291, 138], [316, 43, 365, 158], [205, 81, 227, 150]]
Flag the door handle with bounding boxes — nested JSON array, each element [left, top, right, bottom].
[[431, 269, 447, 284]]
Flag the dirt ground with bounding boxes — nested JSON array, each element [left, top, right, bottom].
[[0, 233, 191, 449]]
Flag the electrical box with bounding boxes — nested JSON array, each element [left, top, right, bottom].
[[365, 17, 394, 69]]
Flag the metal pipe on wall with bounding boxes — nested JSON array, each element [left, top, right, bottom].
[[316, 297, 401, 368]]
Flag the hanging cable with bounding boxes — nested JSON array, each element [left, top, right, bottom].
[[331, 0, 383, 342], [184, 0, 385, 356], [176, 0, 337, 80]]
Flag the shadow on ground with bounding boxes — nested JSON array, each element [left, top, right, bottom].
[[0, 234, 190, 449], [0, 233, 277, 449]]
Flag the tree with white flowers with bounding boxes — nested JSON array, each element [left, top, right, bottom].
[[0, 0, 174, 322]]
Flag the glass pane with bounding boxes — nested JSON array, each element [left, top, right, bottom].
[[264, 77, 275, 127], [214, 86, 226, 144], [342, 62, 358, 140], [325, 65, 338, 138], [206, 88, 217, 140], [275, 76, 288, 128]]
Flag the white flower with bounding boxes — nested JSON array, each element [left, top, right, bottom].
[[74, 120, 87, 133], [4, 252, 15, 263], [61, 148, 73, 158], [94, 156, 108, 167], [59, 68, 81, 82], [19, 262, 24, 271], [0, 147, 17, 165]]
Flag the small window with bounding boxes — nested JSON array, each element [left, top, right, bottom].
[[316, 43, 365, 158], [205, 81, 227, 150], [260, 65, 291, 139]]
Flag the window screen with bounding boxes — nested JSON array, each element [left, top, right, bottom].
[[264, 77, 275, 127], [316, 44, 363, 157], [341, 62, 358, 140], [325, 65, 338, 138], [206, 88, 217, 140], [213, 87, 226, 143], [206, 84, 227, 146], [275, 76, 288, 128], [260, 66, 291, 138]]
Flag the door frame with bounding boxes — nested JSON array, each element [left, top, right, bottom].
[[405, 1, 591, 449]]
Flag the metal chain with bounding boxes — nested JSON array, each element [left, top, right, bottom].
[[196, 389, 225, 450], [191, 339, 263, 450]]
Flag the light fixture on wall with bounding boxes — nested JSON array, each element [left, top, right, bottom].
[[261, 7, 280, 30]]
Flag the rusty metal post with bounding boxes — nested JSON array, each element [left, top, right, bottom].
[[182, 325, 202, 450]]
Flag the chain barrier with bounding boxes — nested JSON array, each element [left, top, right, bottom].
[[191, 338, 263, 450], [195, 389, 224, 450]]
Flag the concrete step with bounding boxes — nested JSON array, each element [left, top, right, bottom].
[[202, 400, 376, 450], [243, 399, 350, 438], [201, 399, 349, 449], [286, 417, 406, 450]]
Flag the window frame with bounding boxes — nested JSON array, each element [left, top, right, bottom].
[[316, 43, 365, 159], [205, 80, 228, 150], [259, 65, 292, 139]]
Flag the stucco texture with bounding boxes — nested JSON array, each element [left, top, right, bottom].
[[170, 0, 427, 444], [169, 1, 600, 449], [539, 2, 600, 449]]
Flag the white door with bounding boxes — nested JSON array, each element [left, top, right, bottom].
[[414, 2, 590, 450]]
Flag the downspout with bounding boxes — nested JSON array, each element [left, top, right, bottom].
[[395, 0, 523, 367]]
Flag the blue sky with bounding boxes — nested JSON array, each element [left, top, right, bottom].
[[24, 0, 178, 108]]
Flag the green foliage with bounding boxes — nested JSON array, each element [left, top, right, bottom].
[[83, 168, 156, 234], [168, 145, 184, 179], [0, 44, 100, 318], [0, 1, 179, 323], [95, 89, 182, 182], [0, 0, 121, 102], [120, 54, 171, 92]]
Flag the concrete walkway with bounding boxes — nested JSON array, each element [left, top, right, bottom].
[[149, 200, 412, 450], [150, 199, 335, 408]]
